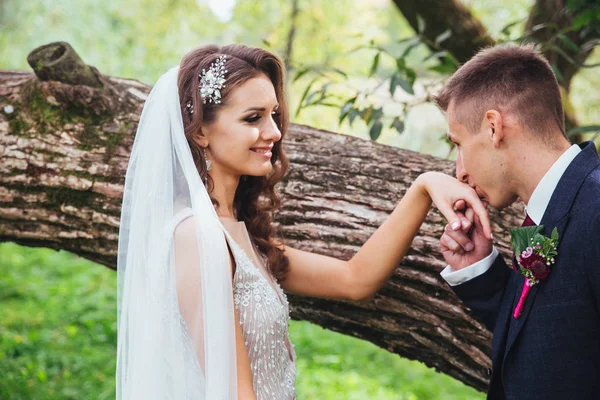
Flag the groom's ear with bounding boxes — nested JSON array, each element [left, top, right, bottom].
[[484, 110, 503, 148]]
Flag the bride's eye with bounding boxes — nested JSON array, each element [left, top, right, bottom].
[[245, 114, 261, 123]]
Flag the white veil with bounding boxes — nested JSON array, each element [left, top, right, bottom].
[[116, 66, 237, 399]]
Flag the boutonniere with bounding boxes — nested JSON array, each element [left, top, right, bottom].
[[510, 225, 559, 318]]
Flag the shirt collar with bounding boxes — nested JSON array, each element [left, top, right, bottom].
[[526, 144, 581, 225]]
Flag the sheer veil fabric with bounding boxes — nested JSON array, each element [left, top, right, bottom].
[[116, 66, 238, 399]]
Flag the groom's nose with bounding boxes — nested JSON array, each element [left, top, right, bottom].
[[456, 157, 469, 183]]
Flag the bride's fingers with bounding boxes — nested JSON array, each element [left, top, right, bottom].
[[463, 193, 492, 240], [454, 199, 466, 211], [436, 201, 463, 232]]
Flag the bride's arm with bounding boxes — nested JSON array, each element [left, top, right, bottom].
[[280, 172, 491, 301]]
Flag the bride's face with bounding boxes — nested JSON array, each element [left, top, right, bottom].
[[201, 73, 282, 180]]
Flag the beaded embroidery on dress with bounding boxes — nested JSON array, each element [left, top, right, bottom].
[[172, 208, 296, 400]]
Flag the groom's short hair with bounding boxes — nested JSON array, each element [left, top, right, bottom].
[[435, 43, 566, 138]]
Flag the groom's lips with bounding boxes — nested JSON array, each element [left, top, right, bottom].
[[475, 187, 487, 202]]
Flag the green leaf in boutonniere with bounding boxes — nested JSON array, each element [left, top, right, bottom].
[[510, 225, 544, 255]]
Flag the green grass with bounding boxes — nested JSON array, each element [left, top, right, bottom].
[[0, 242, 483, 399]]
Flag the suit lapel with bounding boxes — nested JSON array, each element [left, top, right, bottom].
[[503, 213, 570, 356], [502, 141, 600, 359]]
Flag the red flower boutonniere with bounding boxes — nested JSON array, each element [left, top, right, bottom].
[[510, 225, 559, 318]]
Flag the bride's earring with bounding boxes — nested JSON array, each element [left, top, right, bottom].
[[202, 147, 211, 184], [203, 148, 212, 172]]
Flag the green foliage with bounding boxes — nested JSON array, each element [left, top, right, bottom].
[[293, 0, 600, 148], [291, 322, 483, 400], [294, 31, 456, 142], [0, 243, 117, 400], [510, 226, 545, 255], [0, 243, 484, 399]]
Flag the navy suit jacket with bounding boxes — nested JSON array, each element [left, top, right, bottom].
[[452, 142, 600, 400]]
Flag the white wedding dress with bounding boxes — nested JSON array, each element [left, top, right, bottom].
[[172, 207, 297, 400]]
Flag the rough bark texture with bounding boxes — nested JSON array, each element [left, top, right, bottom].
[[1, 63, 525, 392], [27, 42, 105, 88]]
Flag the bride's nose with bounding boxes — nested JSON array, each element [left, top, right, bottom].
[[262, 118, 281, 142]]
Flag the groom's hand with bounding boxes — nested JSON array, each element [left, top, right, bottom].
[[440, 210, 493, 270]]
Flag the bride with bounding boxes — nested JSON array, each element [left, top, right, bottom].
[[116, 44, 491, 400]]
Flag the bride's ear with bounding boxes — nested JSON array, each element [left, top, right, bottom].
[[191, 130, 209, 149], [485, 110, 503, 148]]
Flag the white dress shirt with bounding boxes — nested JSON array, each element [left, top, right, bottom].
[[441, 144, 582, 286]]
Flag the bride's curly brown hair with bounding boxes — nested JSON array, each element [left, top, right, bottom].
[[177, 44, 290, 281]]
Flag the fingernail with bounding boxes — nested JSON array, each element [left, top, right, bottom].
[[490, 233, 495, 241], [466, 243, 474, 251], [452, 221, 461, 230], [462, 220, 470, 229]]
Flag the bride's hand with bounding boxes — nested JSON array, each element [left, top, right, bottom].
[[416, 171, 493, 240]]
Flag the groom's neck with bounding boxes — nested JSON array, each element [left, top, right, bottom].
[[513, 135, 572, 205]]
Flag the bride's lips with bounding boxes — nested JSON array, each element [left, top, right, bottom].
[[250, 145, 273, 159]]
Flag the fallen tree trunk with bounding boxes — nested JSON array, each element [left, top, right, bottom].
[[0, 42, 525, 392]]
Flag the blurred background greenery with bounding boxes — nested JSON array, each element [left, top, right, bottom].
[[1, 0, 598, 398]]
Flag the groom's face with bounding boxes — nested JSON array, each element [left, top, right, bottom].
[[447, 102, 517, 209]]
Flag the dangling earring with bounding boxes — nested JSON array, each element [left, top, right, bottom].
[[202, 147, 211, 184], [203, 147, 212, 171]]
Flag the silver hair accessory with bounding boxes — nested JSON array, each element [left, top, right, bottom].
[[185, 101, 194, 114], [200, 55, 228, 105]]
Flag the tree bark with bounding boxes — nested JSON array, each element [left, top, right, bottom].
[[0, 60, 525, 392]]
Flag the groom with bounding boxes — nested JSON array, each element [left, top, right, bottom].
[[437, 44, 600, 399]]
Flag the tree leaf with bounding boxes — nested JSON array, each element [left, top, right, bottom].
[[557, 34, 580, 53], [293, 67, 310, 83], [417, 14, 426, 33], [501, 19, 523, 36], [339, 97, 357, 124], [348, 109, 360, 126], [429, 59, 457, 74], [369, 120, 383, 141], [435, 29, 452, 46], [567, 125, 600, 136], [396, 75, 414, 95], [549, 44, 575, 64], [405, 68, 417, 85], [389, 73, 398, 96], [332, 68, 348, 79], [369, 52, 381, 77], [391, 118, 405, 134], [396, 57, 406, 72], [423, 51, 448, 62], [295, 76, 319, 117], [401, 42, 421, 59], [550, 64, 564, 84]]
